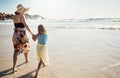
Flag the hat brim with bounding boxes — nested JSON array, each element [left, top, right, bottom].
[[16, 7, 30, 13], [24, 7, 30, 12]]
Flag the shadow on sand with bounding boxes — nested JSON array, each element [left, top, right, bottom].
[[0, 62, 26, 77], [18, 70, 36, 78]]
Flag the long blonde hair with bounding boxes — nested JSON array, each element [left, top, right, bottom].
[[38, 24, 46, 35]]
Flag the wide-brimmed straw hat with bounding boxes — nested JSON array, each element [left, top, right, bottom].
[[16, 4, 30, 13]]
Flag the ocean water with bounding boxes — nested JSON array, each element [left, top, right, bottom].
[[0, 18, 120, 36]]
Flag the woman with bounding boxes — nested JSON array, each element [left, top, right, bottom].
[[12, 4, 33, 72]]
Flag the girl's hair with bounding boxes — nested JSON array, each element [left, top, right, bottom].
[[38, 24, 46, 35]]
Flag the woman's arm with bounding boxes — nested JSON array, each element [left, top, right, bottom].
[[32, 33, 39, 41], [20, 15, 33, 36]]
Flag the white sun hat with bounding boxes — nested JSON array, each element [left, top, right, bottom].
[[16, 4, 30, 13]]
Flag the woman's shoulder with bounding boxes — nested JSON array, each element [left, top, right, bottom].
[[13, 15, 18, 19], [14, 14, 22, 17], [13, 14, 23, 19]]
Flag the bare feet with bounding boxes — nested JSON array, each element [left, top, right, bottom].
[[34, 71, 38, 78], [33, 74, 38, 78], [25, 60, 28, 63], [12, 68, 17, 73], [25, 59, 31, 63]]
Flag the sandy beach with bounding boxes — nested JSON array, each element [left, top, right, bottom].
[[0, 0, 120, 77], [0, 22, 120, 78]]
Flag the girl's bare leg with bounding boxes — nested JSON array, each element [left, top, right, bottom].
[[43, 62, 46, 67], [34, 60, 43, 78]]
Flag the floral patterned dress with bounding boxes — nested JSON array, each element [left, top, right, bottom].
[[12, 23, 30, 54]]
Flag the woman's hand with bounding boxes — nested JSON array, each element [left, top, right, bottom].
[[32, 35, 37, 41]]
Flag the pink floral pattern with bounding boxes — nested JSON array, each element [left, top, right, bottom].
[[12, 28, 30, 54]]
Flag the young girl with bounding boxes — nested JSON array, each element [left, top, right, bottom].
[[33, 24, 49, 77]]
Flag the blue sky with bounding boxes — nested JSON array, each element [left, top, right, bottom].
[[0, 0, 120, 19]]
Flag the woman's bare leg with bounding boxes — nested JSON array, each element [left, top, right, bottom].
[[24, 53, 29, 63], [13, 51, 18, 72]]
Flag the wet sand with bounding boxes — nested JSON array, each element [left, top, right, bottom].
[[0, 28, 120, 78]]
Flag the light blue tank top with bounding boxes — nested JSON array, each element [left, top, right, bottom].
[[38, 34, 47, 44]]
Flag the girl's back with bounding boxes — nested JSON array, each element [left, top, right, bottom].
[[38, 34, 47, 44]]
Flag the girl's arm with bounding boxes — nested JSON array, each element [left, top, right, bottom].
[[20, 15, 34, 36]]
